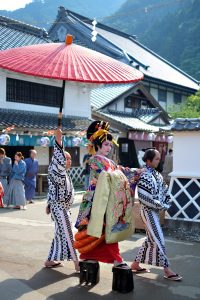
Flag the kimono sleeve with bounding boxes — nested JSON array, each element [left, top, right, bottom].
[[121, 167, 140, 194], [13, 161, 26, 177], [162, 179, 171, 206], [137, 172, 169, 211]]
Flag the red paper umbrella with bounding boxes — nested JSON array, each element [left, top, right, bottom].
[[0, 35, 143, 125]]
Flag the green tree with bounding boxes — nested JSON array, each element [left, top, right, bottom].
[[169, 90, 200, 118]]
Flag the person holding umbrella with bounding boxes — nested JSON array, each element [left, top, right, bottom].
[[45, 128, 79, 271]]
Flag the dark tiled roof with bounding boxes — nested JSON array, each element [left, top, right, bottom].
[[106, 108, 160, 123], [49, 8, 199, 92], [49, 8, 136, 65], [0, 108, 90, 132], [95, 110, 160, 132], [0, 15, 51, 50], [171, 118, 200, 131]]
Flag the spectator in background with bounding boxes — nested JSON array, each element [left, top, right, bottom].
[[5, 152, 27, 210], [0, 148, 12, 197], [82, 148, 92, 190], [163, 149, 173, 184], [24, 150, 39, 204]]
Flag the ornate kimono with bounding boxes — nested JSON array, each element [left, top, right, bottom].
[[47, 141, 77, 262], [135, 166, 171, 267], [75, 155, 136, 263], [24, 157, 39, 200]]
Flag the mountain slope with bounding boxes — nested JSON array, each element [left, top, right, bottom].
[[104, 0, 186, 38], [0, 0, 125, 29], [104, 0, 200, 81]]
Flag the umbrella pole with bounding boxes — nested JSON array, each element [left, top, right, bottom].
[[58, 80, 66, 128]]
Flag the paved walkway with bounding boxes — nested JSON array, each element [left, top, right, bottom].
[[0, 196, 200, 300]]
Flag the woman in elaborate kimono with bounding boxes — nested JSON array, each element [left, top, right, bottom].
[[75, 121, 139, 267], [24, 150, 39, 204], [5, 152, 27, 209], [45, 129, 79, 270], [130, 149, 182, 281]]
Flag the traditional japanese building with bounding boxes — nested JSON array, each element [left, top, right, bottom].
[[167, 118, 200, 223], [49, 7, 199, 111], [0, 16, 90, 186], [47, 7, 200, 167], [91, 82, 170, 166]]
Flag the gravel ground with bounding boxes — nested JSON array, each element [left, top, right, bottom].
[[135, 226, 200, 243], [163, 227, 200, 243]]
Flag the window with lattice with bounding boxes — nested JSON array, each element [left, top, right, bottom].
[[6, 77, 62, 107]]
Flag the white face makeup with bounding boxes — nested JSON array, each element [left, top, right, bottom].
[[96, 140, 113, 157]]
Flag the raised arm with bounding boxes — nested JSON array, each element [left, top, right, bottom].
[[50, 129, 66, 173]]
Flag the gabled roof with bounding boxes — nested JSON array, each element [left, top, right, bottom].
[[93, 110, 160, 132], [49, 8, 199, 92], [90, 81, 170, 125], [48, 7, 130, 65], [0, 108, 90, 132], [0, 15, 51, 50], [171, 118, 200, 131]]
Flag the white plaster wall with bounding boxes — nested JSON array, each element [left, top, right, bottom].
[[34, 146, 49, 166], [63, 81, 91, 118], [0, 70, 92, 118], [171, 131, 200, 177]]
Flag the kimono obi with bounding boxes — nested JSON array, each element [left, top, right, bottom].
[[87, 169, 135, 244]]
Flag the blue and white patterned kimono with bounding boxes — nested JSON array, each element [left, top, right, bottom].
[[47, 141, 77, 262], [135, 166, 171, 268]]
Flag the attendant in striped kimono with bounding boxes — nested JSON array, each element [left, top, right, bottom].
[[44, 128, 79, 270], [131, 149, 182, 281]]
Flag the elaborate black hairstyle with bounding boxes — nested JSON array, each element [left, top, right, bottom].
[[87, 120, 113, 152]]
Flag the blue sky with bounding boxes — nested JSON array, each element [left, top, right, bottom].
[[0, 0, 33, 11]]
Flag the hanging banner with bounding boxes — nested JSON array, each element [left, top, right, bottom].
[[1, 134, 88, 147]]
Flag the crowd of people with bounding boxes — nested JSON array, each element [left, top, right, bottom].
[[0, 148, 38, 209]]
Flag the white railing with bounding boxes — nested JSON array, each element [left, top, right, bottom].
[[69, 166, 84, 186], [166, 176, 200, 222]]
